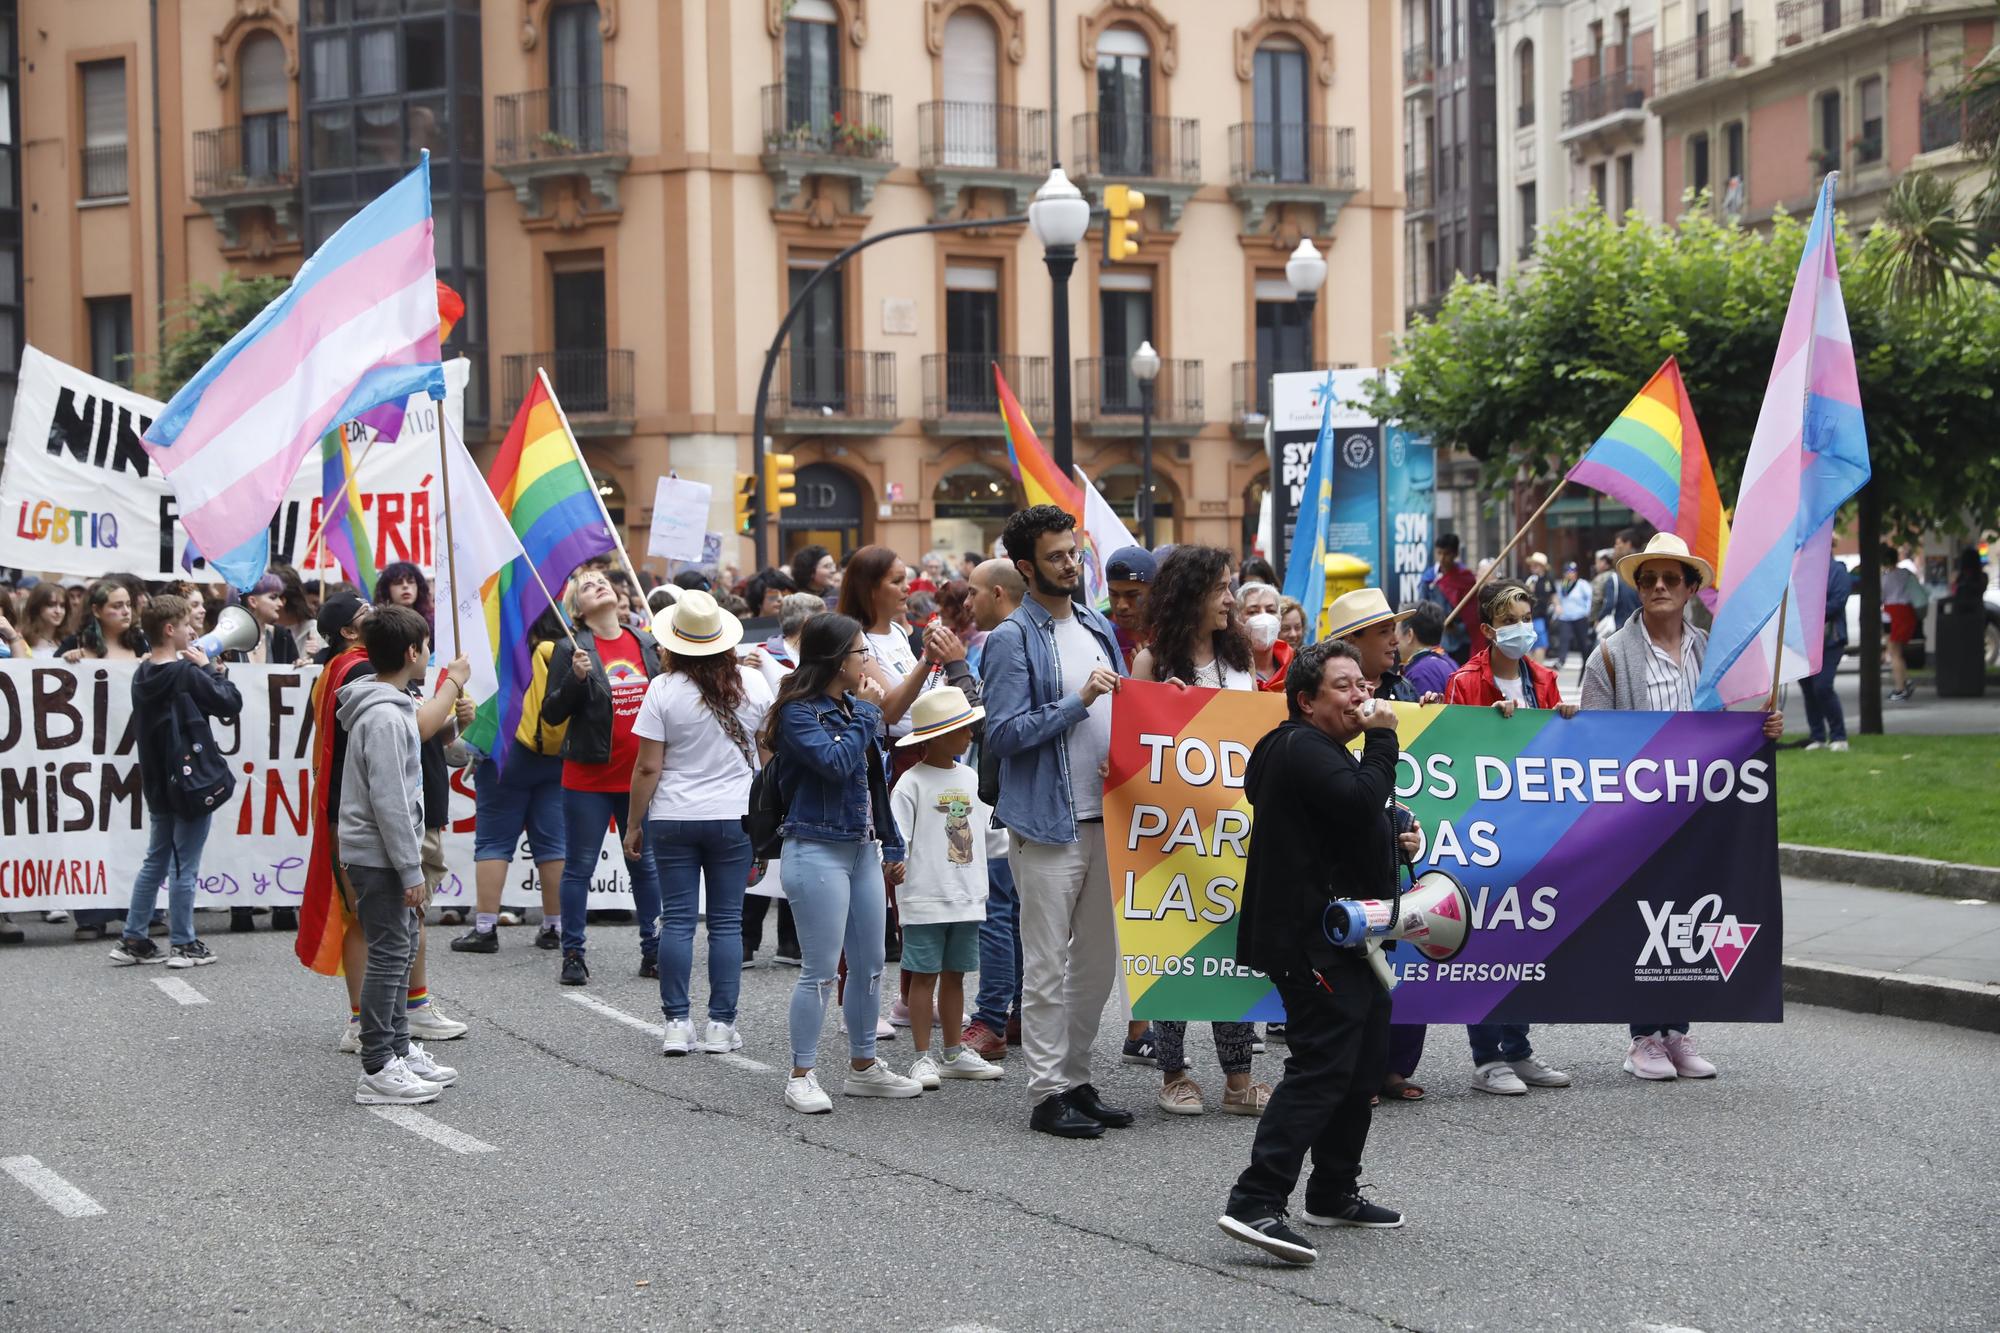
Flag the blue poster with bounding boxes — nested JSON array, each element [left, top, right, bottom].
[[1381, 427, 1436, 609], [1326, 424, 1383, 584]]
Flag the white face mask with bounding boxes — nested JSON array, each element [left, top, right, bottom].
[[1493, 622, 1537, 660], [1246, 613, 1280, 650]]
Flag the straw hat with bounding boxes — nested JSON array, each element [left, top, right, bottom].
[[1616, 532, 1715, 590], [895, 685, 986, 748], [1325, 587, 1415, 641], [650, 589, 744, 656]]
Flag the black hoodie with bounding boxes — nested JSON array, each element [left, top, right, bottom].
[[1236, 720, 1400, 976], [131, 658, 244, 814]]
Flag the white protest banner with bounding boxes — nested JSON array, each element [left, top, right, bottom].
[[0, 662, 624, 912], [0, 347, 466, 580], [645, 476, 713, 563]]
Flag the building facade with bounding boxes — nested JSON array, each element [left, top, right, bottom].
[[16, 0, 1413, 573], [1404, 0, 1501, 321]]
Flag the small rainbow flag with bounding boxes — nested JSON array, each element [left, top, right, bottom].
[[995, 362, 1108, 605], [317, 425, 378, 590], [1568, 357, 1730, 602]]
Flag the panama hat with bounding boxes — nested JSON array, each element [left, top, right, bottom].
[[650, 589, 744, 656], [1325, 587, 1415, 641], [895, 685, 986, 748], [1617, 532, 1715, 590]]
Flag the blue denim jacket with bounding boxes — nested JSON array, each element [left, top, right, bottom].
[[773, 693, 906, 862], [979, 595, 1126, 846]]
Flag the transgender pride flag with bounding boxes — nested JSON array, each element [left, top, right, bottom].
[[143, 156, 448, 588], [1696, 175, 1871, 710]]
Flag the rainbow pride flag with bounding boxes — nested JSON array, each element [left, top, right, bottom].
[[317, 425, 378, 591], [1568, 357, 1730, 603], [995, 362, 1108, 606], [460, 372, 616, 768]]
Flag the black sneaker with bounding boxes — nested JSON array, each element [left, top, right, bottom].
[[450, 926, 499, 954], [1029, 1095, 1105, 1140], [1218, 1209, 1317, 1265], [167, 940, 218, 969], [108, 936, 165, 966], [229, 908, 257, 934], [639, 956, 659, 980], [559, 949, 589, 986], [1301, 1191, 1405, 1229], [1121, 1028, 1159, 1066], [270, 907, 298, 931], [535, 925, 561, 951], [1066, 1083, 1135, 1128]]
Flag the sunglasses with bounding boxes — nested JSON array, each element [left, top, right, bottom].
[[1637, 571, 1686, 589]]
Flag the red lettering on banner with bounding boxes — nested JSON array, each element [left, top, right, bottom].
[[263, 768, 311, 837], [378, 492, 408, 561], [0, 858, 107, 898]]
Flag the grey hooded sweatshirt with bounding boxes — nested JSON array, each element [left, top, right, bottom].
[[335, 676, 425, 886]]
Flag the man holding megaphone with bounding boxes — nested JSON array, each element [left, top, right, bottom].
[[1218, 639, 1418, 1266]]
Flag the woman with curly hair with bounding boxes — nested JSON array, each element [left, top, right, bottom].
[[1129, 544, 1271, 1119], [374, 561, 434, 627]]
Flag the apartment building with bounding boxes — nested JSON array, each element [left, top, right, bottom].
[[1403, 0, 1501, 320]]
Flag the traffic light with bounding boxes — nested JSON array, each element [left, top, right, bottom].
[[763, 452, 798, 514], [733, 472, 756, 534], [1102, 183, 1145, 263]]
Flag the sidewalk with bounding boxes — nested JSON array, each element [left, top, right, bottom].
[[1782, 875, 2000, 1032]]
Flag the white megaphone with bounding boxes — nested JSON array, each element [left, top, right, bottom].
[[196, 605, 261, 658], [1323, 869, 1474, 964]]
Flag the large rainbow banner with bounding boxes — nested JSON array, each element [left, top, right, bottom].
[[1105, 681, 1783, 1024]]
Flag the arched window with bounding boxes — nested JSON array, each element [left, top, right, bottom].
[[549, 1, 605, 149], [940, 10, 999, 167], [1252, 37, 1308, 182], [1096, 25, 1152, 176], [238, 32, 289, 181], [1515, 39, 1534, 128]]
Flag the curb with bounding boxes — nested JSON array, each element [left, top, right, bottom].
[[1779, 843, 2000, 902], [1784, 959, 2000, 1035]]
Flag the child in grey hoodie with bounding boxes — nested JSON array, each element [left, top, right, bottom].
[[339, 604, 466, 1105]]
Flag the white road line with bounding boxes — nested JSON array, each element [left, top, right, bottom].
[[151, 977, 209, 1006], [1, 1156, 107, 1218], [565, 994, 774, 1071], [364, 1106, 500, 1154], [713, 1052, 776, 1074]]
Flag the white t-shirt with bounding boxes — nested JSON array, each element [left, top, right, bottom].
[[864, 628, 921, 737], [630, 666, 773, 822], [1051, 610, 1113, 820], [889, 759, 992, 926], [1494, 672, 1525, 704]]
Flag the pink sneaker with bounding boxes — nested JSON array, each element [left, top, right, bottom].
[[1623, 1034, 1677, 1080], [888, 998, 911, 1028], [1663, 1031, 1716, 1078]]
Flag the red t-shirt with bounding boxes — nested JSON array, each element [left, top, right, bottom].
[[564, 630, 650, 792]]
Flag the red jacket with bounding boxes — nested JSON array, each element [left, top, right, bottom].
[[1256, 637, 1295, 692], [1445, 647, 1561, 708]]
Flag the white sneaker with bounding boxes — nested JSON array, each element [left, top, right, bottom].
[[497, 909, 523, 925], [403, 1042, 459, 1087], [784, 1071, 832, 1114], [1803, 740, 1826, 751], [937, 1047, 1004, 1081], [1471, 1060, 1528, 1095], [875, 1016, 896, 1040], [406, 1004, 468, 1041], [909, 1052, 942, 1090], [354, 1057, 441, 1105], [1508, 1055, 1572, 1088], [698, 1021, 742, 1054], [660, 1019, 695, 1056], [841, 1060, 923, 1099], [1829, 740, 1849, 752], [337, 1020, 362, 1054]]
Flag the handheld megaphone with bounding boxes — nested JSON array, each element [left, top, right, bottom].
[[196, 605, 260, 658], [1324, 869, 1473, 963]]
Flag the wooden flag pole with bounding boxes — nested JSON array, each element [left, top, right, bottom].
[[301, 428, 383, 577], [1764, 588, 1789, 713], [435, 397, 462, 660], [538, 365, 648, 599], [442, 412, 581, 655], [1445, 478, 1570, 629]]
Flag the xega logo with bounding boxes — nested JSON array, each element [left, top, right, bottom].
[[1635, 894, 1763, 982]]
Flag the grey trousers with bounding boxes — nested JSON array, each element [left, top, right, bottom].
[[347, 863, 419, 1075], [1009, 822, 1117, 1106]]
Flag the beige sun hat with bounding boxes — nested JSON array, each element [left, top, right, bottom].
[[895, 685, 987, 748], [650, 589, 745, 656], [1616, 532, 1715, 590], [1325, 587, 1415, 641]]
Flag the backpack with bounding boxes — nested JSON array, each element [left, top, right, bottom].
[[162, 693, 236, 819], [742, 752, 789, 861]]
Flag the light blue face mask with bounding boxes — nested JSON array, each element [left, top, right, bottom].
[[1493, 622, 1538, 660]]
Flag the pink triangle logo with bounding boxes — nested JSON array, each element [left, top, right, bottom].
[[1699, 918, 1761, 982]]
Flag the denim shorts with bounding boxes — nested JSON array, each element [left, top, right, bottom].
[[899, 920, 981, 975], [472, 741, 567, 863]]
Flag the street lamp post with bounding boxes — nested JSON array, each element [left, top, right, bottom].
[[1272, 237, 1329, 588], [1131, 338, 1161, 548], [1030, 168, 1091, 478]]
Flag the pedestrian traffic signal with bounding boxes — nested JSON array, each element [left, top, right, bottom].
[[733, 472, 756, 534], [1102, 184, 1145, 264], [764, 453, 798, 514]]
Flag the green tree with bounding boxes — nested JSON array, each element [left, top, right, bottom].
[[137, 271, 294, 400]]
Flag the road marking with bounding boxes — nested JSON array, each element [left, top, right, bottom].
[[713, 1052, 776, 1074], [565, 994, 774, 1071], [151, 977, 209, 1006], [1634, 1324, 1707, 1333], [364, 1106, 500, 1154], [1, 1156, 106, 1218]]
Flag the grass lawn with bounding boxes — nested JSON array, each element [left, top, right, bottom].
[[1776, 733, 2000, 867]]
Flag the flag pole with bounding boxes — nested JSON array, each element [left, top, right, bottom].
[[442, 411, 581, 655], [1764, 588, 1789, 713], [538, 365, 647, 598], [435, 398, 462, 660], [301, 427, 382, 576], [1446, 479, 1569, 629]]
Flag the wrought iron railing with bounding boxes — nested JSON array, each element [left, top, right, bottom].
[[1228, 123, 1357, 189], [495, 84, 630, 165], [1072, 113, 1201, 182], [501, 349, 634, 423], [1778, 0, 1896, 47], [761, 85, 894, 161], [1562, 66, 1653, 128], [1075, 357, 1202, 424], [1405, 168, 1433, 212], [193, 116, 297, 195], [1403, 43, 1433, 87], [772, 349, 897, 421], [922, 354, 1049, 421], [1654, 23, 1755, 98], [917, 102, 1047, 174], [81, 143, 128, 199]]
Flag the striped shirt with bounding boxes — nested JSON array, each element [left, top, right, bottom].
[[1640, 624, 1703, 711]]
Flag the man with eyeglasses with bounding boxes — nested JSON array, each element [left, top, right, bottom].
[[1580, 533, 1782, 1082]]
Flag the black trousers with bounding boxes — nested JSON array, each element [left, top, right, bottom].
[[742, 894, 798, 956], [1228, 954, 1391, 1216]]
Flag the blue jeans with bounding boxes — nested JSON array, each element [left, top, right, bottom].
[[648, 818, 752, 1023], [122, 810, 213, 947], [972, 855, 1023, 1034], [557, 787, 661, 958], [1801, 648, 1846, 743], [781, 837, 887, 1071], [1468, 1023, 1533, 1067]]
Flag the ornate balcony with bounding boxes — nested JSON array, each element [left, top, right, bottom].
[[191, 116, 298, 250], [1653, 24, 1756, 101], [1226, 123, 1357, 235], [915, 101, 1048, 220], [1561, 67, 1652, 154], [760, 85, 896, 213], [1070, 113, 1202, 229], [771, 349, 899, 434], [1403, 43, 1434, 96], [1075, 357, 1203, 438], [501, 349, 635, 437], [1778, 0, 1900, 49], [493, 85, 631, 218], [921, 354, 1050, 434]]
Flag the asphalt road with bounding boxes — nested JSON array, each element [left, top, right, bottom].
[[3, 915, 1996, 1333]]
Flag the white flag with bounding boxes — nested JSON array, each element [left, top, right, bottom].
[[1073, 462, 1139, 612], [429, 423, 530, 706]]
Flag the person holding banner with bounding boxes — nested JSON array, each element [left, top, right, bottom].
[[1581, 533, 1783, 1080]]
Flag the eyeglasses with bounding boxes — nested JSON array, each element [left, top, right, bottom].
[[845, 647, 869, 658], [1040, 551, 1080, 568], [1636, 571, 1686, 589]]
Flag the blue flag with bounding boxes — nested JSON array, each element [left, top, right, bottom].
[[1281, 373, 1339, 639]]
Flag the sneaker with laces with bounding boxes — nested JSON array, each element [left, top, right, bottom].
[[785, 1071, 832, 1114], [1624, 1034, 1678, 1080], [1121, 1030, 1160, 1067], [841, 1060, 923, 1098], [407, 1004, 468, 1041], [1300, 1192, 1405, 1229], [449, 926, 499, 954], [888, 998, 911, 1028], [1218, 1210, 1318, 1264], [166, 940, 217, 969], [937, 1048, 1003, 1080], [355, 1056, 442, 1105], [874, 1016, 896, 1041], [698, 1021, 743, 1054], [1663, 1030, 1716, 1078], [559, 949, 589, 986], [1508, 1055, 1572, 1088], [1158, 1075, 1205, 1115], [1220, 1081, 1273, 1117], [535, 925, 561, 951], [108, 936, 166, 966], [961, 1021, 1008, 1061], [337, 1020, 362, 1054], [403, 1041, 459, 1086], [660, 1019, 695, 1056], [910, 1052, 942, 1090], [1470, 1060, 1528, 1095]]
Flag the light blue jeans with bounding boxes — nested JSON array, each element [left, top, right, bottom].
[[648, 818, 752, 1023], [122, 809, 213, 947], [781, 836, 888, 1071]]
